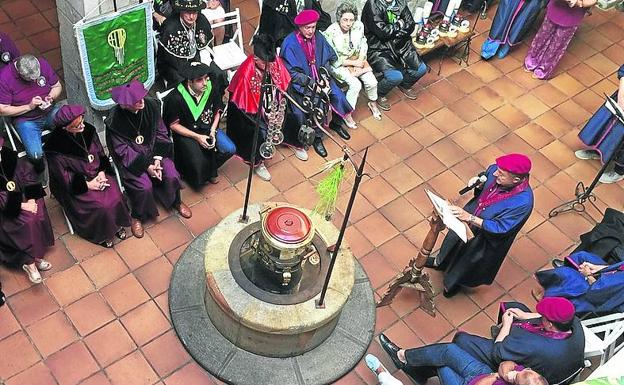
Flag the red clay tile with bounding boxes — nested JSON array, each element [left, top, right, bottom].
[[65, 293, 115, 337], [5, 361, 56, 385], [436, 292, 481, 327], [527, 221, 573, 257], [336, 192, 376, 224], [146, 217, 193, 254], [15, 13, 50, 37], [407, 89, 444, 116], [164, 362, 218, 385], [464, 281, 506, 310], [114, 236, 162, 270], [45, 265, 94, 306], [81, 248, 129, 289], [378, 235, 419, 271], [382, 163, 423, 195], [567, 62, 606, 87], [469, 86, 506, 112], [380, 197, 424, 232], [404, 307, 454, 344], [490, 76, 527, 101], [45, 341, 98, 385], [450, 127, 489, 154], [26, 311, 78, 357], [105, 350, 159, 385], [512, 93, 550, 120], [143, 330, 190, 377], [347, 125, 378, 153], [2, 1, 38, 19], [9, 285, 59, 326], [467, 60, 504, 83], [405, 119, 445, 147], [80, 372, 113, 385], [0, 331, 41, 379], [62, 235, 104, 261], [359, 176, 400, 209], [549, 72, 586, 96], [359, 250, 399, 290], [41, 243, 76, 276], [506, 67, 542, 90], [134, 257, 173, 298], [428, 137, 468, 167], [533, 109, 573, 139], [343, 226, 375, 260], [491, 104, 531, 131], [451, 157, 487, 182], [572, 88, 604, 114], [427, 79, 465, 105], [428, 170, 465, 201], [365, 142, 402, 173], [448, 97, 488, 123], [405, 150, 446, 181], [382, 129, 422, 159], [384, 100, 422, 128], [457, 312, 495, 337], [0, 307, 20, 342], [508, 236, 551, 273], [359, 113, 401, 140], [355, 212, 399, 247], [100, 274, 150, 316], [206, 186, 246, 218], [515, 123, 555, 150], [427, 107, 467, 136], [84, 320, 136, 367], [447, 69, 485, 94], [120, 300, 170, 346], [554, 99, 592, 126], [531, 83, 568, 108], [382, 319, 424, 349]]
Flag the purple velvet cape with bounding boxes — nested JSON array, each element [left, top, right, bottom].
[[0, 146, 53, 265], [105, 97, 181, 221], [45, 123, 131, 244], [0, 32, 20, 71]]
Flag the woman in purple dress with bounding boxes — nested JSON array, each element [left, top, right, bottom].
[[524, 0, 596, 80], [0, 138, 53, 284], [45, 105, 131, 248]]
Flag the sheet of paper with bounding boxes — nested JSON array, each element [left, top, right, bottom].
[[425, 189, 468, 243]]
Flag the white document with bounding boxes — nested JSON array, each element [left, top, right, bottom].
[[425, 189, 468, 243]]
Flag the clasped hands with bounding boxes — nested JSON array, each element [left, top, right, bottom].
[[147, 159, 163, 181], [21, 199, 38, 214], [29, 95, 54, 111], [196, 132, 216, 150], [87, 171, 110, 191]]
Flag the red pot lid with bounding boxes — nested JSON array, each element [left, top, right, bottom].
[[264, 207, 312, 244]]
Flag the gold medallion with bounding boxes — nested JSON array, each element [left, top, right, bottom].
[[6, 181, 15, 191], [135, 135, 144, 145], [87, 154, 95, 163]]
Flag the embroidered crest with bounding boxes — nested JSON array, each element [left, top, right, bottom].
[[36, 76, 47, 87], [200, 109, 213, 125], [0, 52, 9, 63], [198, 30, 206, 45], [107, 28, 127, 66], [6, 181, 15, 192]]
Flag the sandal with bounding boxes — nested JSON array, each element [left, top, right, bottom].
[[368, 101, 382, 121], [36, 259, 52, 271], [344, 116, 358, 129], [116, 228, 127, 240], [99, 240, 114, 248], [22, 265, 42, 284]]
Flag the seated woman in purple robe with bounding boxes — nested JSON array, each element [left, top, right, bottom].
[[0, 32, 20, 71], [533, 251, 624, 314], [45, 105, 131, 248], [105, 80, 192, 239], [0, 137, 53, 284]]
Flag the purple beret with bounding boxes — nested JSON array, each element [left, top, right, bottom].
[[54, 104, 86, 127], [496, 153, 531, 175], [536, 297, 575, 323], [111, 79, 149, 105], [294, 10, 320, 26]]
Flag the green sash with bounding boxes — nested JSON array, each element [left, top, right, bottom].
[[177, 81, 212, 121]]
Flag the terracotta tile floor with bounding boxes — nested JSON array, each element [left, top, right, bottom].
[[1, 1, 624, 384]]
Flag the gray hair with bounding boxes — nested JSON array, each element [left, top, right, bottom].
[[16, 54, 41, 81], [335, 1, 358, 20]]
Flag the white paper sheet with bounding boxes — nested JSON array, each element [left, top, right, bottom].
[[425, 189, 468, 243]]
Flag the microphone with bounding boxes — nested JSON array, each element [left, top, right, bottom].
[[459, 172, 487, 195]]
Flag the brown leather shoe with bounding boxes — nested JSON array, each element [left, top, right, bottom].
[[176, 202, 192, 218], [131, 218, 144, 238]]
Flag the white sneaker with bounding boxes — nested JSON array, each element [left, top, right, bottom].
[[36, 259, 52, 271], [254, 163, 271, 181], [293, 147, 309, 161], [599, 170, 624, 184], [575, 149, 600, 160]]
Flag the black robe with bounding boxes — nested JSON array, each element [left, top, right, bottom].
[[257, 0, 331, 47], [162, 80, 230, 189], [572, 208, 624, 264]]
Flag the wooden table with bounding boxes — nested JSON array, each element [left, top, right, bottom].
[[413, 28, 475, 57]]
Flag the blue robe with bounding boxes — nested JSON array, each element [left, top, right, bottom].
[[437, 164, 534, 289], [536, 251, 624, 314], [578, 65, 624, 168], [481, 0, 546, 59], [280, 31, 352, 131]]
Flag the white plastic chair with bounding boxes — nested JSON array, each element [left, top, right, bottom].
[[203, 8, 248, 74], [582, 313, 624, 365]]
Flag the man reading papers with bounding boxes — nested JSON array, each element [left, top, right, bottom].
[[425, 153, 534, 298]]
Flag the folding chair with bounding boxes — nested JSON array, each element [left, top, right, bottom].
[[582, 313, 624, 365], [203, 8, 248, 79]]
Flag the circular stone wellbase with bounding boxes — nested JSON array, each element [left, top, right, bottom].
[[169, 221, 376, 385]]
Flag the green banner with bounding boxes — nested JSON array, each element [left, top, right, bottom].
[[76, 3, 154, 109]]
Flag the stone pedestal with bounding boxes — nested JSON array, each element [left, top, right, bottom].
[[55, 0, 140, 132]]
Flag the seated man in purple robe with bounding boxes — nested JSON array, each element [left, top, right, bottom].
[[45, 105, 131, 248], [280, 9, 357, 158], [105, 80, 192, 239], [0, 32, 20, 71], [533, 250, 624, 314], [0, 137, 54, 284], [0, 54, 62, 178], [575, 64, 624, 184], [426, 153, 534, 298]]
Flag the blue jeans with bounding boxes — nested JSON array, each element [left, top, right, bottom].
[[215, 128, 235, 166], [14, 105, 60, 160], [378, 62, 428, 97], [404, 343, 492, 385]]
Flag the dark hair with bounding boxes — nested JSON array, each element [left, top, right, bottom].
[[336, 2, 358, 20], [550, 319, 573, 332]]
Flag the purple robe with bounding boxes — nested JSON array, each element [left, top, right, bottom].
[[0, 146, 53, 265], [105, 97, 182, 221], [578, 65, 624, 168], [0, 32, 20, 71], [45, 123, 131, 244]]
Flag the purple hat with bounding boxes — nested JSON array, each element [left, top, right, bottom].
[[111, 79, 149, 105], [496, 153, 531, 175], [54, 104, 86, 127], [536, 297, 575, 324], [294, 9, 320, 26]]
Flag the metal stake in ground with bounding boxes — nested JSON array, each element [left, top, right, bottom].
[[316, 147, 369, 309], [240, 66, 270, 223]]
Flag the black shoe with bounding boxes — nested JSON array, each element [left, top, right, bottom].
[[551, 259, 565, 268], [313, 138, 327, 158], [332, 124, 351, 140], [404, 367, 429, 385], [424, 256, 437, 269], [443, 285, 461, 298], [379, 333, 405, 370]]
